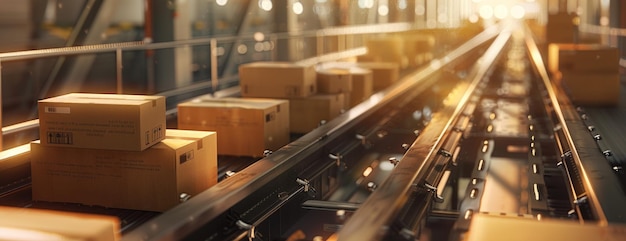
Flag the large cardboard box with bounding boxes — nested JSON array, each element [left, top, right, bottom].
[[290, 94, 344, 133], [31, 129, 217, 212], [239, 62, 317, 98], [316, 68, 353, 94], [548, 44, 619, 74], [178, 97, 289, 157], [0, 206, 120, 241], [546, 12, 577, 43], [38, 93, 166, 151], [558, 71, 620, 106]]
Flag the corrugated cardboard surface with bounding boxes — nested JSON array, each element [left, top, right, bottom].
[[0, 206, 120, 241], [558, 71, 620, 106], [353, 62, 399, 91], [316, 68, 353, 94], [346, 67, 373, 108], [31, 129, 217, 212], [239, 62, 317, 98], [38, 93, 166, 151], [178, 97, 289, 157], [548, 43, 619, 74], [289, 94, 344, 134]]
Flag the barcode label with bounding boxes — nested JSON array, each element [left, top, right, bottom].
[[179, 150, 194, 164], [45, 106, 71, 114], [47, 132, 73, 145]]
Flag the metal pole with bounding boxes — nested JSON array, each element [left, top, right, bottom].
[[210, 38, 218, 93], [0, 60, 3, 150], [116, 48, 123, 94]]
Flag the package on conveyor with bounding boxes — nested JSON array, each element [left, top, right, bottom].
[[289, 94, 344, 134], [0, 206, 120, 241], [239, 61, 317, 98], [363, 35, 407, 68], [398, 34, 435, 67], [178, 97, 289, 157], [548, 43, 620, 106], [546, 12, 578, 44], [326, 62, 399, 92], [31, 129, 217, 212], [38, 93, 166, 151], [316, 67, 374, 108], [316, 68, 353, 109]]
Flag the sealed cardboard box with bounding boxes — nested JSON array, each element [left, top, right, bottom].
[[345, 67, 373, 108], [239, 62, 317, 98], [38, 93, 166, 151], [558, 71, 620, 106], [178, 97, 289, 157], [290, 94, 344, 133], [316, 68, 353, 94], [354, 62, 400, 91], [31, 129, 217, 212], [0, 206, 120, 241], [548, 43, 619, 74]]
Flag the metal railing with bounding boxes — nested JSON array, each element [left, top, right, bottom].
[[0, 22, 415, 146]]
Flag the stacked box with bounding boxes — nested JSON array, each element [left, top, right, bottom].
[[178, 97, 289, 157], [401, 34, 435, 67], [546, 12, 577, 44], [289, 94, 345, 134], [363, 36, 407, 68], [345, 67, 373, 108], [0, 206, 120, 241], [31, 129, 217, 212], [353, 62, 400, 91], [317, 68, 353, 109], [239, 61, 317, 98], [38, 93, 166, 151], [549, 44, 620, 106]]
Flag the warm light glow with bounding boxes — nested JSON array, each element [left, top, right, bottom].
[[0, 227, 66, 241], [253, 32, 265, 41], [259, 0, 272, 11], [362, 166, 374, 177], [379, 161, 395, 171], [292, 1, 304, 15], [358, 0, 374, 9], [510, 5, 525, 19], [415, 5, 425, 15], [469, 14, 479, 23], [479, 5, 493, 19], [494, 4, 508, 19], [378, 5, 389, 16], [398, 0, 407, 10], [216, 0, 227, 6]]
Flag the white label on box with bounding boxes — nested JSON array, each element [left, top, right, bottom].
[[45, 106, 71, 114]]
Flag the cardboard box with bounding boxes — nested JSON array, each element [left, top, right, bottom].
[[31, 129, 217, 212], [290, 94, 344, 133], [345, 67, 373, 108], [316, 68, 353, 94], [0, 143, 30, 187], [0, 206, 120, 241], [239, 62, 317, 98], [546, 12, 577, 43], [178, 97, 289, 157], [38, 93, 166, 151], [365, 36, 407, 68], [354, 62, 400, 91], [558, 71, 620, 106], [548, 44, 619, 74]]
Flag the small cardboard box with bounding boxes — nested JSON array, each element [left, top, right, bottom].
[[178, 97, 289, 157], [316, 68, 353, 94], [290, 94, 344, 134], [31, 129, 217, 212], [558, 71, 620, 106], [346, 67, 373, 108], [548, 43, 619, 74], [38, 93, 166, 151], [354, 62, 400, 91], [239, 62, 317, 98], [0, 206, 120, 241]]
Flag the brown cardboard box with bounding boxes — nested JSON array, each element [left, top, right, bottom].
[[31, 129, 217, 212], [0, 206, 120, 241], [0, 143, 30, 187], [316, 68, 353, 94], [345, 67, 373, 108], [178, 97, 289, 157], [548, 43, 619, 74], [365, 36, 407, 68], [38, 93, 166, 151], [239, 62, 317, 98], [558, 71, 620, 106], [354, 62, 400, 91], [290, 94, 344, 133], [401, 35, 435, 67], [546, 12, 576, 43]]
